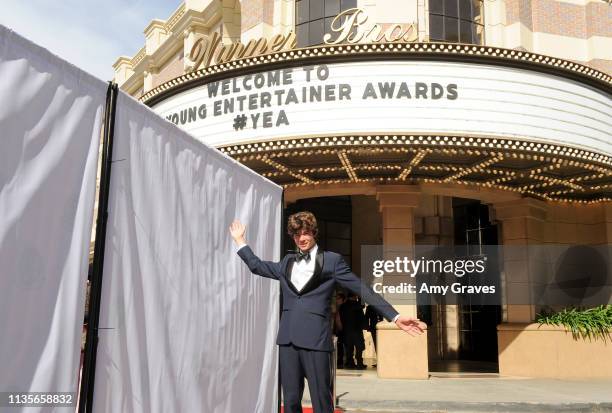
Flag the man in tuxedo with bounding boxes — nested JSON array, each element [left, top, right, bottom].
[[229, 211, 426, 413]]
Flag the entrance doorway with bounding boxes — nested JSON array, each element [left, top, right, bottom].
[[453, 198, 501, 364], [427, 198, 502, 374]]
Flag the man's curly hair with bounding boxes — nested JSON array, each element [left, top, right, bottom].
[[287, 211, 318, 238]]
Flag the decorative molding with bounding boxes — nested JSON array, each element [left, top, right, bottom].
[[166, 4, 187, 32], [132, 47, 146, 66]]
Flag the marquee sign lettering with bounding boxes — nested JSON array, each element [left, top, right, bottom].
[[323, 8, 418, 44], [188, 8, 418, 72], [152, 59, 610, 157]]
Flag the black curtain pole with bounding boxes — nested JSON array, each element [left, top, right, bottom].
[[78, 82, 118, 413], [278, 190, 285, 413]]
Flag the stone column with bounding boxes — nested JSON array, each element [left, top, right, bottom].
[[491, 198, 548, 323], [240, 0, 275, 40], [183, 28, 196, 71], [375, 185, 428, 379], [222, 0, 241, 44], [143, 69, 153, 93], [605, 203, 612, 244], [602, 201, 612, 302], [415, 195, 458, 361]]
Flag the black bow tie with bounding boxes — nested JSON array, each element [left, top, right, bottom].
[[296, 250, 311, 263]]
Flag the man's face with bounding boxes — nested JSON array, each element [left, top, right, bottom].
[[293, 229, 315, 252]]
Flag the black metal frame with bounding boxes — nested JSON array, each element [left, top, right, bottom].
[[78, 82, 119, 413], [278, 190, 285, 413], [429, 0, 485, 44]]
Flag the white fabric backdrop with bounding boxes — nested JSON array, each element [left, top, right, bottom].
[[0, 25, 104, 408], [92, 91, 282, 413]]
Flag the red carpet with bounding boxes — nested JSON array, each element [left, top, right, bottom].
[[281, 408, 343, 413]]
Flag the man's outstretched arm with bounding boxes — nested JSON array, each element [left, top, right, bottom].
[[230, 219, 283, 280], [334, 255, 426, 336]]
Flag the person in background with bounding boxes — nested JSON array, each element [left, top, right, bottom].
[[364, 304, 383, 367], [339, 293, 366, 369], [333, 292, 346, 369]]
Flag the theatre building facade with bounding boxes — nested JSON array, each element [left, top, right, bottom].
[[114, 0, 612, 378]]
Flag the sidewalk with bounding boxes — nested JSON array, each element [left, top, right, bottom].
[[303, 367, 612, 412]]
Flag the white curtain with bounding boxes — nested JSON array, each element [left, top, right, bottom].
[[0, 25, 104, 410], [92, 91, 282, 413]]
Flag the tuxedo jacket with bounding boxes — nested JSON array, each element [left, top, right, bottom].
[[237, 245, 399, 352]]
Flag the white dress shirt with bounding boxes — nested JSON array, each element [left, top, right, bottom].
[[290, 244, 318, 292]]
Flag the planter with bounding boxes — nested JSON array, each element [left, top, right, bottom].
[[498, 323, 612, 378]]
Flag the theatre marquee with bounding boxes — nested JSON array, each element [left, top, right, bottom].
[[144, 43, 612, 202]]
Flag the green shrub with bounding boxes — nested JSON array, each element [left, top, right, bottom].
[[536, 305, 612, 341]]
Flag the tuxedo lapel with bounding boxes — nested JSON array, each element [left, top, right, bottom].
[[284, 255, 300, 295], [298, 249, 324, 296]]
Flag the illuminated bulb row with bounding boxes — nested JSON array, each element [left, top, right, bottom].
[[261, 171, 284, 178], [525, 174, 584, 191], [550, 197, 612, 204], [546, 188, 584, 196], [297, 166, 344, 174], [422, 177, 526, 194], [260, 156, 314, 184], [568, 162, 612, 175], [483, 175, 515, 186], [569, 173, 606, 183], [487, 168, 517, 177], [356, 164, 402, 171], [525, 162, 563, 176], [443, 154, 504, 182], [419, 164, 461, 172], [398, 150, 428, 180], [218, 136, 611, 167], [338, 150, 359, 182], [588, 183, 612, 191], [298, 163, 410, 175], [519, 181, 557, 191]]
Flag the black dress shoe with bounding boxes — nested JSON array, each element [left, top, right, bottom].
[[355, 364, 367, 370]]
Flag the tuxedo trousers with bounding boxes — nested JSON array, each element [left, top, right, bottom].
[[279, 344, 334, 413]]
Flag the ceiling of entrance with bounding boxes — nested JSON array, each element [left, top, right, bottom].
[[219, 134, 612, 203]]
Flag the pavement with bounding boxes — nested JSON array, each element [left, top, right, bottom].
[[299, 366, 612, 413]]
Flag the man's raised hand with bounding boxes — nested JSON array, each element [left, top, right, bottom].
[[229, 219, 247, 245], [395, 316, 427, 336]]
